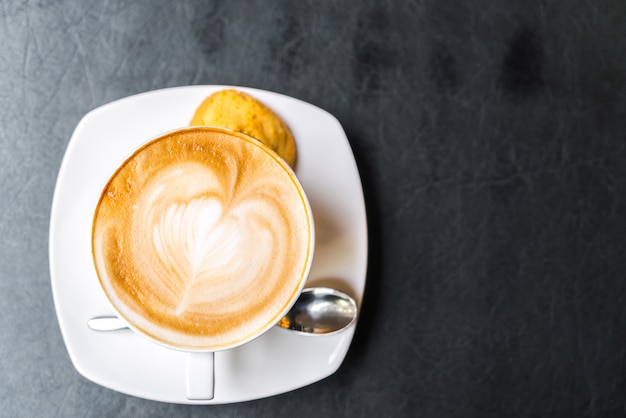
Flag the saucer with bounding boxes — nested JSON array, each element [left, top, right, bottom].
[[49, 86, 368, 404]]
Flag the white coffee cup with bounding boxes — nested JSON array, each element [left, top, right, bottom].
[[91, 127, 315, 399]]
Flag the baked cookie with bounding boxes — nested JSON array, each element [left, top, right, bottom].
[[190, 89, 297, 167]]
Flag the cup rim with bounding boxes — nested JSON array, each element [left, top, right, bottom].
[[91, 126, 315, 353]]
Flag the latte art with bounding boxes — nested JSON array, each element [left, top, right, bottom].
[[92, 128, 313, 350], [150, 196, 242, 316]]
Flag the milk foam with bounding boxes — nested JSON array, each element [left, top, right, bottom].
[[151, 197, 240, 314], [92, 128, 312, 350]]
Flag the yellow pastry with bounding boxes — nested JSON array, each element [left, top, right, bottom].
[[190, 89, 297, 167]]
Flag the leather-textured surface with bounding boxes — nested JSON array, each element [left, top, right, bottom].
[[1, 1, 625, 416]]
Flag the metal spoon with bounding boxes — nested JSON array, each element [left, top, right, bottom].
[[276, 287, 358, 335], [87, 287, 358, 335]]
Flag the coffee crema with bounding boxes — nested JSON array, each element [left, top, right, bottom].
[[92, 127, 313, 350]]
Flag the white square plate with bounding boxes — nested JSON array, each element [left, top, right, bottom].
[[49, 86, 368, 404]]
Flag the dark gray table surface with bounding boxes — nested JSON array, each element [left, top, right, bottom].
[[2, 0, 626, 417]]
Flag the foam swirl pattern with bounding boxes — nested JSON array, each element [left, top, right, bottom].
[[92, 128, 313, 350]]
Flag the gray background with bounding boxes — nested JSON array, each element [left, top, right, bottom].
[[2, 0, 626, 417]]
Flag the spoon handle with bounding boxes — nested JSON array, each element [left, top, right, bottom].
[[87, 317, 127, 331]]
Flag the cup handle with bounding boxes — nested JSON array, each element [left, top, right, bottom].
[[186, 352, 215, 400]]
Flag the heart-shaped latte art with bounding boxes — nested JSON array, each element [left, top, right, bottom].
[[151, 197, 241, 315]]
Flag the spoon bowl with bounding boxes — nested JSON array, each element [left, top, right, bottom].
[[88, 286, 358, 335], [277, 287, 358, 335]]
